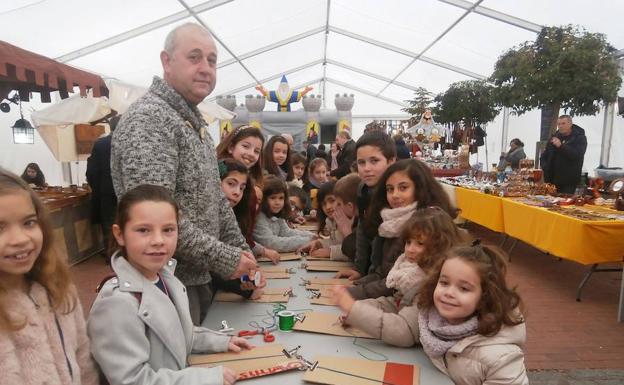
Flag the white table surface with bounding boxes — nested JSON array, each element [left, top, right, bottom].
[[202, 259, 453, 384]]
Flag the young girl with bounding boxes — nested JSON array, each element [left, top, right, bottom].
[[263, 135, 293, 181], [298, 181, 349, 261], [336, 131, 395, 281], [253, 176, 314, 252], [303, 158, 329, 211], [88, 184, 253, 385], [20, 162, 46, 188], [332, 207, 468, 347], [347, 159, 457, 300], [0, 168, 98, 385], [288, 152, 307, 189], [219, 159, 279, 264], [217, 126, 279, 263], [416, 243, 528, 385]]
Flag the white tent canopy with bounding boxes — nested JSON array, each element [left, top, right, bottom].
[[1, 0, 623, 184]]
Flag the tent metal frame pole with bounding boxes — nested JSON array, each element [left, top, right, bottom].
[[207, 59, 324, 100], [178, 0, 260, 84], [322, 0, 331, 109], [325, 77, 407, 107], [501, 106, 510, 151], [438, 0, 542, 33], [328, 26, 485, 80], [377, 0, 484, 96], [56, 0, 233, 63], [600, 102, 615, 167]]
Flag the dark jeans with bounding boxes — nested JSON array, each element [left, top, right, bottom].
[[186, 282, 214, 326]]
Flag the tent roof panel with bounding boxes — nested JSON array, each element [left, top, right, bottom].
[[425, 11, 537, 76], [326, 33, 413, 78], [240, 34, 325, 80], [330, 0, 465, 53], [485, 0, 624, 48], [326, 64, 388, 93], [396, 60, 474, 94], [0, 0, 183, 58], [198, 0, 326, 55]]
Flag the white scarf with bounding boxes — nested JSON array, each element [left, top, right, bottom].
[[385, 253, 426, 295], [378, 202, 418, 238]]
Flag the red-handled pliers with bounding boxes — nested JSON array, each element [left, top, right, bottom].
[[238, 329, 275, 342]]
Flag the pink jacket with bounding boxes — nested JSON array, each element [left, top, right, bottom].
[[0, 282, 99, 385]]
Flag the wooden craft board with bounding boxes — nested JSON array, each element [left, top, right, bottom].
[[258, 252, 301, 262], [304, 255, 332, 261], [214, 291, 289, 303], [259, 266, 293, 273], [262, 272, 291, 279], [306, 283, 352, 291], [190, 344, 302, 380], [293, 311, 374, 339], [310, 297, 335, 306], [305, 261, 354, 272], [297, 224, 317, 231], [306, 278, 353, 286], [307, 287, 332, 297], [303, 355, 419, 385]]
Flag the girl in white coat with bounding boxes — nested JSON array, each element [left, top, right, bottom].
[[417, 242, 528, 385], [88, 184, 253, 385]]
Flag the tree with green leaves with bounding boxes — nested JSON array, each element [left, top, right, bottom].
[[402, 87, 434, 117], [491, 25, 621, 136], [433, 80, 499, 129]]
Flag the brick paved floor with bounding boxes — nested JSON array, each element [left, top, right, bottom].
[[72, 223, 624, 372]]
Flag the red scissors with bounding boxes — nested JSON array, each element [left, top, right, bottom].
[[238, 329, 275, 343]]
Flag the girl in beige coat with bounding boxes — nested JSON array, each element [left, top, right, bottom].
[[88, 185, 253, 385], [333, 207, 467, 347], [417, 243, 528, 385], [0, 168, 98, 385]]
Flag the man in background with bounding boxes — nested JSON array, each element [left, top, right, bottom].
[[540, 115, 587, 194], [87, 115, 120, 258]]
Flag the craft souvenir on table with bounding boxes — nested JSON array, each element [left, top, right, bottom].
[[189, 344, 303, 380], [609, 178, 624, 211], [214, 287, 295, 303], [415, 127, 426, 142], [303, 260, 355, 272], [302, 356, 420, 385], [292, 311, 375, 338], [306, 287, 334, 305], [258, 252, 302, 262]]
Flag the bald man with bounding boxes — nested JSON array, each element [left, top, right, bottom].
[[111, 22, 256, 324]]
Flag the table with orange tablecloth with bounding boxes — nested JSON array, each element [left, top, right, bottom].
[[454, 187, 505, 233], [501, 199, 624, 265]]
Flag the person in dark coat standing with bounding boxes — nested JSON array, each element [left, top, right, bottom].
[[393, 135, 411, 159], [330, 130, 356, 179], [86, 115, 120, 254], [303, 140, 316, 161], [540, 115, 587, 194]]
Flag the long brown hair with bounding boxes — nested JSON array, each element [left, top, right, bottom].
[[401, 207, 470, 271], [0, 168, 74, 331], [216, 125, 265, 186], [263, 135, 293, 181], [366, 159, 457, 236], [418, 244, 524, 336]]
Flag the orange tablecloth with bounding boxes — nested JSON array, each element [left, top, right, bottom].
[[454, 187, 505, 232], [501, 199, 624, 265]]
